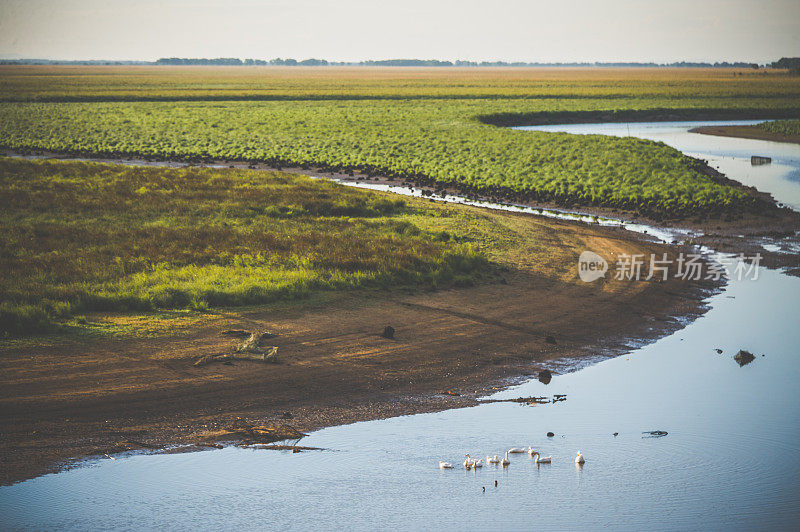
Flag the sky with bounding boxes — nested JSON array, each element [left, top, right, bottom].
[[0, 0, 798, 63]]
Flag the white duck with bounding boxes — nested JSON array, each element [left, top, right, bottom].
[[508, 447, 526, 454], [487, 455, 500, 464], [527, 446, 538, 456], [535, 455, 552, 464], [439, 461, 454, 469], [464, 454, 475, 469], [501, 451, 510, 467], [473, 458, 484, 468], [575, 451, 585, 464]]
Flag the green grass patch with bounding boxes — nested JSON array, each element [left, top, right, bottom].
[[757, 119, 800, 136], [0, 157, 492, 337]]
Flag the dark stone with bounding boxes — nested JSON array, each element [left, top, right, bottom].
[[546, 432, 555, 438], [280, 412, 293, 419], [538, 369, 553, 385], [734, 349, 756, 366], [545, 335, 557, 345], [381, 325, 395, 339]]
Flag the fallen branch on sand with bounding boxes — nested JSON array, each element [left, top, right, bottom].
[[194, 331, 279, 366], [194, 347, 278, 367]]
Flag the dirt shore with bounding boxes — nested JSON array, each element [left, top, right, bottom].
[[0, 205, 716, 485], [690, 124, 800, 145]]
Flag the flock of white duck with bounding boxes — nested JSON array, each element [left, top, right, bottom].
[[439, 447, 585, 469]]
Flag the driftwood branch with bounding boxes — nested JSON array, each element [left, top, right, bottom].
[[194, 331, 279, 366]]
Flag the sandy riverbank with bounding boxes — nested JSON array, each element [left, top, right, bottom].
[[690, 124, 800, 145], [0, 205, 715, 485]]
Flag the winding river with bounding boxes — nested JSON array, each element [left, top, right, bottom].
[[2, 121, 799, 530]]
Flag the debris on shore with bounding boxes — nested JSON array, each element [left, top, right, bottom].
[[194, 347, 278, 367], [198, 418, 307, 445], [236, 331, 278, 354], [194, 331, 279, 366]]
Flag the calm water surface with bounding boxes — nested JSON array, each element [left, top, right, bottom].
[[2, 122, 800, 531]]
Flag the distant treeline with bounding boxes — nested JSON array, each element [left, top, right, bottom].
[[154, 57, 330, 66], [2, 57, 798, 68], [771, 57, 800, 75], [113, 58, 776, 68]]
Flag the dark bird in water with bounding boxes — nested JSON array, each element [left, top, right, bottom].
[[482, 487, 486, 493], [613, 432, 619, 437], [494, 480, 498, 487]]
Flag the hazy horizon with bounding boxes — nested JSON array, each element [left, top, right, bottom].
[[1, 0, 799, 63]]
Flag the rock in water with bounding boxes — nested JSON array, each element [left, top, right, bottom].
[[538, 369, 553, 385], [381, 325, 395, 339], [734, 349, 756, 367]]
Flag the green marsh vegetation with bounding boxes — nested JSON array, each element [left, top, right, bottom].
[[1, 67, 799, 219], [0, 157, 493, 337], [757, 119, 800, 136]]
